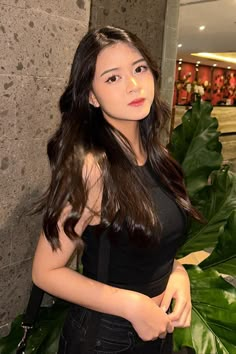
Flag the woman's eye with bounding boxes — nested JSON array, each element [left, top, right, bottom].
[[106, 75, 119, 83], [135, 65, 148, 73]]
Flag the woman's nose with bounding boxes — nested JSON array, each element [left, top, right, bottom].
[[127, 76, 140, 93]]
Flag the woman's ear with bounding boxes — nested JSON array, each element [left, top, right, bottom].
[[89, 91, 100, 108]]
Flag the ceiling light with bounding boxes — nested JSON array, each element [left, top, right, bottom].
[[196, 64, 199, 67], [191, 53, 236, 64], [199, 25, 205, 31], [227, 66, 231, 69], [178, 44, 182, 48], [213, 64, 217, 67], [178, 66, 182, 71], [179, 58, 183, 61], [197, 61, 201, 64]]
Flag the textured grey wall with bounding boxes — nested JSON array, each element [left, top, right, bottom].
[[0, 0, 91, 336], [90, 0, 180, 107], [160, 1, 180, 107]]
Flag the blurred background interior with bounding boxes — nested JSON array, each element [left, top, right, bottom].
[[174, 0, 236, 172]]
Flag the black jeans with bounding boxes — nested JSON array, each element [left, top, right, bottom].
[[57, 304, 173, 354]]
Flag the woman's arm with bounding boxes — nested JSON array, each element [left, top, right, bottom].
[[33, 229, 136, 319], [32, 154, 129, 316]]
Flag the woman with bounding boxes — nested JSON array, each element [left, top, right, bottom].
[[32, 26, 201, 353]]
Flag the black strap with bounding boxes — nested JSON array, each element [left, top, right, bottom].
[[22, 284, 44, 326], [16, 284, 44, 353], [83, 228, 111, 353], [17, 228, 111, 354]]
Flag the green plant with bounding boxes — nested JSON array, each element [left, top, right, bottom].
[[169, 99, 236, 354], [0, 301, 68, 354], [0, 99, 235, 354]]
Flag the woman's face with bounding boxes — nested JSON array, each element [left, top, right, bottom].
[[89, 42, 155, 126]]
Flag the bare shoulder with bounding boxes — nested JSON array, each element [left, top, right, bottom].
[[60, 153, 103, 233], [82, 152, 103, 188], [79, 152, 104, 227]]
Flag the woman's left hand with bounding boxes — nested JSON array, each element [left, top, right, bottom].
[[159, 260, 192, 328]]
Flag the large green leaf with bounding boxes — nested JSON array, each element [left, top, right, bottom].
[[26, 302, 67, 354], [0, 301, 68, 354], [200, 211, 236, 276], [177, 167, 236, 257], [169, 99, 222, 197], [0, 315, 25, 354], [174, 266, 236, 354]]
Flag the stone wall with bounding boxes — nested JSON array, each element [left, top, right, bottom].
[[0, 0, 91, 336], [160, 1, 180, 106]]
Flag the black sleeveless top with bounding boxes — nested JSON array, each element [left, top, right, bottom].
[[82, 162, 188, 297]]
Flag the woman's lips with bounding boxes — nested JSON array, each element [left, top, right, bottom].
[[128, 98, 145, 106]]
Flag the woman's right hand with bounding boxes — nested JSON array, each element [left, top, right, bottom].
[[126, 293, 174, 341]]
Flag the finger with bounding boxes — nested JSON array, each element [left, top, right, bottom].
[[185, 305, 192, 326], [169, 304, 187, 324], [179, 305, 192, 327], [166, 320, 174, 333], [151, 337, 159, 341], [171, 304, 191, 328], [160, 290, 173, 313], [172, 318, 191, 328], [180, 304, 191, 327], [158, 332, 167, 339], [168, 297, 187, 322]]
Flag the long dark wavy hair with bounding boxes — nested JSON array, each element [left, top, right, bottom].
[[37, 25, 202, 251]]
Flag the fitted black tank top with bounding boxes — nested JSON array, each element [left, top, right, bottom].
[[82, 161, 188, 297]]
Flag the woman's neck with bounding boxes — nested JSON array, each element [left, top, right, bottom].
[[108, 119, 147, 166]]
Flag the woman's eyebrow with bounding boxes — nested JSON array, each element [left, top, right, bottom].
[[100, 58, 146, 77], [132, 58, 146, 66]]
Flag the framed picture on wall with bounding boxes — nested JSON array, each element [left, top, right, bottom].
[[174, 62, 236, 106], [176, 62, 195, 105], [197, 66, 212, 102], [212, 68, 224, 105]]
